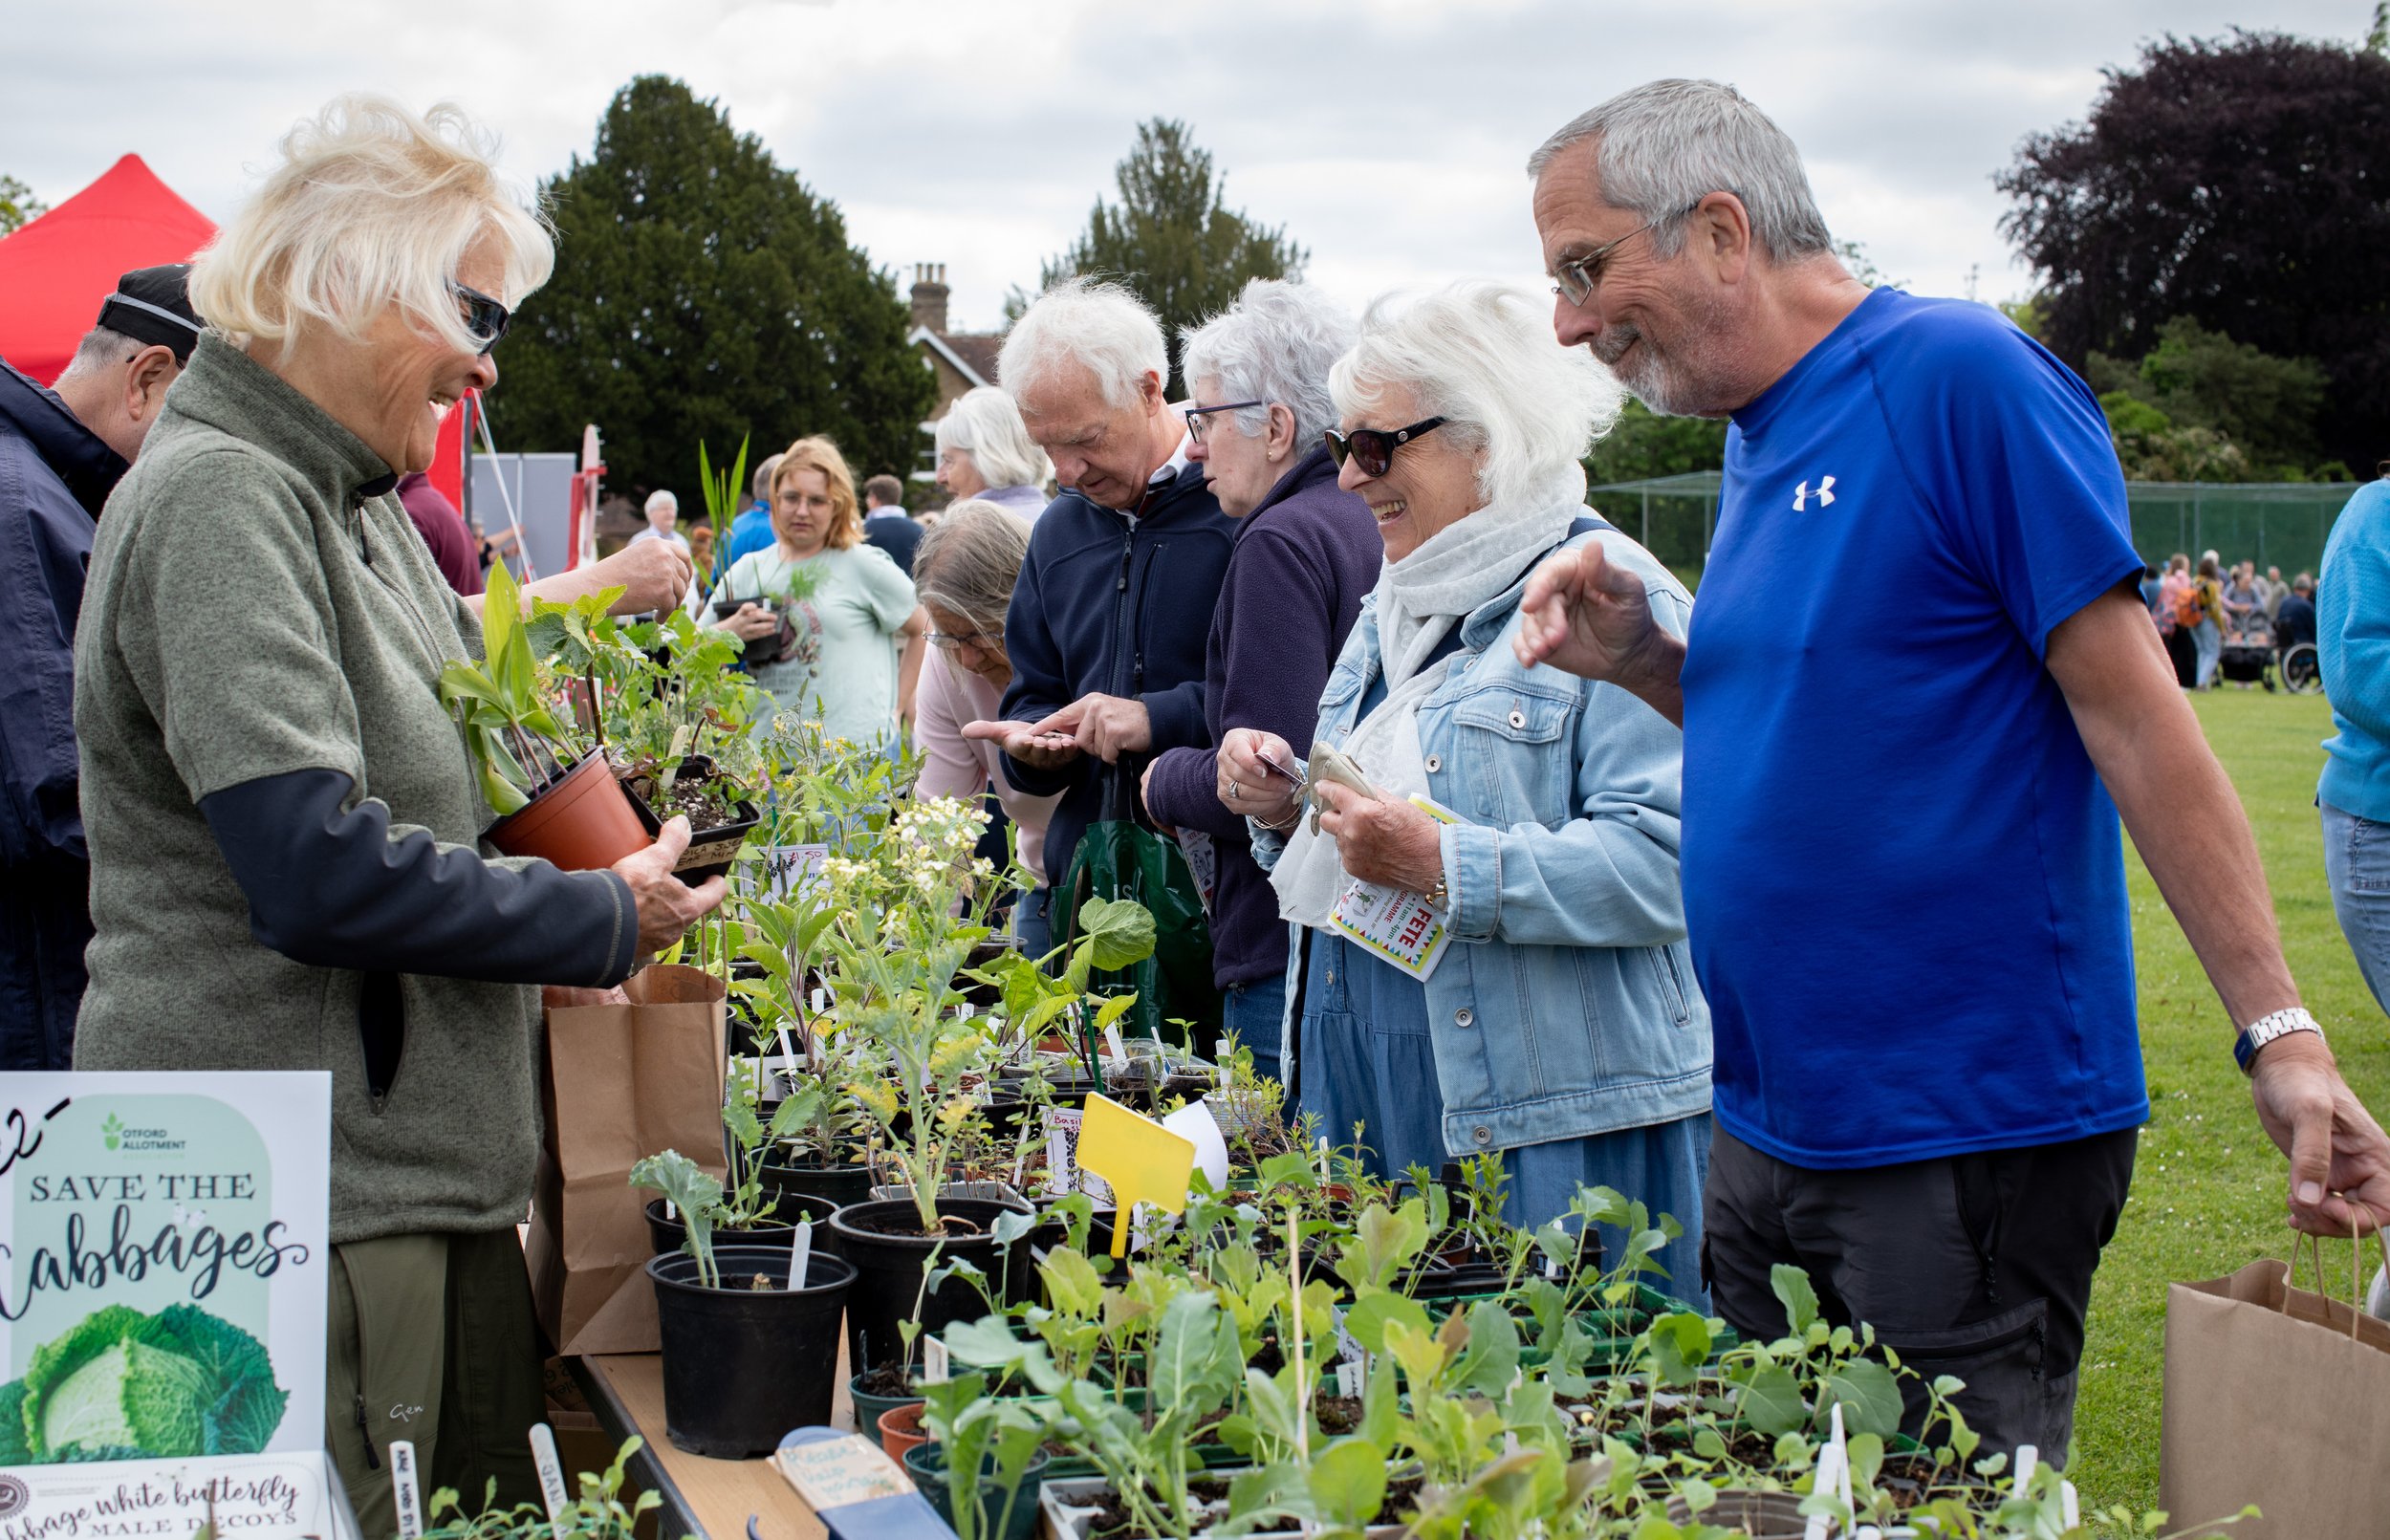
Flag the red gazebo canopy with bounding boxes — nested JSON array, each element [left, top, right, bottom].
[[0, 155, 215, 385]]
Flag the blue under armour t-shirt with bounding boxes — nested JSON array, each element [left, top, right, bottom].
[[1682, 287, 2148, 1169]]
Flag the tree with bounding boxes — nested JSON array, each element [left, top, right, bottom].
[[0, 175, 46, 235], [1027, 119, 1306, 397], [2085, 317, 2335, 478], [493, 76, 936, 504], [1998, 28, 2390, 472], [1585, 400, 1727, 485]]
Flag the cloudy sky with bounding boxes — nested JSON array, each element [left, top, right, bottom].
[[2, 0, 2368, 335]]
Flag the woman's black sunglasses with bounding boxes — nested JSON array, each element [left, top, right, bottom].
[[1323, 416, 1447, 478], [448, 281, 511, 354]]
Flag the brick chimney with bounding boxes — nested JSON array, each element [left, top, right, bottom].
[[908, 262, 949, 334]]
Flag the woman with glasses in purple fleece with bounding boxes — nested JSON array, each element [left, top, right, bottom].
[[1139, 280, 1382, 1086]]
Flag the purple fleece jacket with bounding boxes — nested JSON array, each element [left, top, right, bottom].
[[1143, 446, 1382, 985]]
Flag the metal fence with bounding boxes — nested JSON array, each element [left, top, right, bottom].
[[1589, 473, 2363, 585]]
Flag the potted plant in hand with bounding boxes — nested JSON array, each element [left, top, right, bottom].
[[634, 1150, 856, 1458], [441, 559, 647, 871]]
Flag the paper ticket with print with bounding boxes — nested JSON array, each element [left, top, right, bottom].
[[1330, 794, 1463, 981]]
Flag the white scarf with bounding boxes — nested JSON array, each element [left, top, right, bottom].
[[1271, 484, 1582, 927]]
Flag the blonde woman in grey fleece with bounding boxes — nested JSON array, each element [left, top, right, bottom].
[[73, 95, 718, 1513]]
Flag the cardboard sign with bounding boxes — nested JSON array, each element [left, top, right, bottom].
[[1075, 1095, 1195, 1259], [0, 1073, 346, 1539]]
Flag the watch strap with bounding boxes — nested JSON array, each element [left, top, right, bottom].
[[2234, 1007, 2325, 1075]]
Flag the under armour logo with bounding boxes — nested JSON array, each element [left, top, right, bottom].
[[1793, 476, 1836, 511]]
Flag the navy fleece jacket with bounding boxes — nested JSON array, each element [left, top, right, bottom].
[[1141, 448, 1381, 984], [999, 463, 1236, 887]]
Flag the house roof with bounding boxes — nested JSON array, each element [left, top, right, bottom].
[[909, 325, 1002, 390]]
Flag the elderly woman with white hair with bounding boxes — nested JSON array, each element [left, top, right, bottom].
[[934, 383, 1054, 518], [1139, 280, 1381, 1084], [73, 97, 719, 1509], [1220, 280, 1712, 1282], [633, 486, 690, 554]]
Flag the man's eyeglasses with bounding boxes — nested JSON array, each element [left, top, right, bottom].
[[1323, 416, 1447, 478], [1548, 200, 1708, 307], [1184, 400, 1264, 445], [449, 281, 511, 354], [926, 629, 1002, 654]]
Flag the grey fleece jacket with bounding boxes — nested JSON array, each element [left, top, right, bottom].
[[73, 335, 635, 1243]]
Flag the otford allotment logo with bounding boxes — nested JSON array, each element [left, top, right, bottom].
[[0, 1474, 28, 1517], [99, 1111, 185, 1155]]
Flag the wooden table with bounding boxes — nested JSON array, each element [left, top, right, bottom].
[[568, 1352, 859, 1540]]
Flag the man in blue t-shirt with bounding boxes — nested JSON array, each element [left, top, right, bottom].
[[1516, 78, 2390, 1459], [714, 450, 783, 583]]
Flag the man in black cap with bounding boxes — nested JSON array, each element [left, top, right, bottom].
[[0, 263, 202, 1069]]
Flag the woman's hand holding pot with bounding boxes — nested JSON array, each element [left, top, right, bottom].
[[720, 602, 779, 640], [614, 815, 727, 955], [1217, 728, 1302, 828]]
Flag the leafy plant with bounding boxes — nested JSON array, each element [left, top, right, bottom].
[[916, 1371, 1048, 1540], [440, 558, 589, 815], [0, 1304, 288, 1462], [423, 1436, 663, 1540], [630, 1150, 727, 1289]]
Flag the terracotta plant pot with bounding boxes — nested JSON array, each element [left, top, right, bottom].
[[489, 750, 648, 872], [878, 1399, 931, 1464]]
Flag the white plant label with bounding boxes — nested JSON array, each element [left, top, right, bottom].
[[390, 1440, 424, 1540], [789, 1218, 814, 1291], [529, 1423, 571, 1540], [923, 1334, 950, 1385], [1316, 1138, 1331, 1184], [1334, 1362, 1361, 1399], [776, 1026, 798, 1072], [2013, 1444, 2038, 1492], [1331, 1306, 1366, 1368], [812, 987, 828, 1016], [663, 1199, 677, 1221], [1103, 1024, 1127, 1069], [2061, 1481, 2080, 1529], [1047, 1126, 1075, 1194]]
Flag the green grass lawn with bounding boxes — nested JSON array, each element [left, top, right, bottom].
[[2070, 686, 2389, 1508]]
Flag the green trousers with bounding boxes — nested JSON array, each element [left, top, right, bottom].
[[326, 1230, 547, 1530]]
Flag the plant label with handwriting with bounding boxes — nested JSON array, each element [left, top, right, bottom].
[[0, 1072, 330, 1470]]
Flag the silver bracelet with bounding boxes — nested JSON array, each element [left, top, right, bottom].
[[2233, 1007, 2325, 1075]]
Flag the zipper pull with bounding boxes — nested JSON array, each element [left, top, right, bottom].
[[355, 1395, 382, 1467]]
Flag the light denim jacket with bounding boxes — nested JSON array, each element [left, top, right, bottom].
[[1254, 524, 1712, 1157]]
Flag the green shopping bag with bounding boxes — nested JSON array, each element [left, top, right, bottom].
[[1052, 764, 1221, 1045]]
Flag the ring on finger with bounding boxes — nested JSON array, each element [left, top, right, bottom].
[[1228, 782, 1241, 801]]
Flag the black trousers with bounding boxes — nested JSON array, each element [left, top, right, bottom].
[[0, 861, 91, 1071], [1703, 1123, 2137, 1463]]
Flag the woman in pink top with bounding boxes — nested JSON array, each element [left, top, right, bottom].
[[912, 501, 1064, 953]]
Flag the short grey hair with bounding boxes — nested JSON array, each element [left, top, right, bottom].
[[1330, 281, 1623, 511], [1528, 79, 1834, 262], [54, 325, 145, 388], [913, 498, 1032, 635], [1179, 279, 1356, 448], [997, 276, 1166, 410], [190, 94, 554, 358], [644, 488, 678, 516], [751, 452, 783, 504], [934, 386, 1053, 490]]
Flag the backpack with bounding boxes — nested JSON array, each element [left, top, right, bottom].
[[2172, 582, 2207, 631]]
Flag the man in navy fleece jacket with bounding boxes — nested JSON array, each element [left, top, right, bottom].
[[964, 279, 1236, 907]]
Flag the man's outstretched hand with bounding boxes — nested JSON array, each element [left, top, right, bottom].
[[2251, 1032, 2390, 1236], [963, 716, 1083, 771], [1514, 542, 1684, 725]]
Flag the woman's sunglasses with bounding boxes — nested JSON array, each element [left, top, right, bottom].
[[1323, 416, 1447, 478], [448, 281, 511, 354]]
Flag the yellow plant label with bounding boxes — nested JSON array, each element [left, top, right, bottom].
[[1076, 1093, 1197, 1257]]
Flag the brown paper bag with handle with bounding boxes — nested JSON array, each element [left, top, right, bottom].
[[2160, 1233, 2390, 1539], [525, 965, 727, 1356]]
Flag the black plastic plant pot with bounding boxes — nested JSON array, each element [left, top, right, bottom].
[[629, 786, 763, 888], [648, 1246, 857, 1459], [643, 1197, 799, 1259], [829, 1196, 1034, 1376], [763, 1158, 876, 1210], [905, 1442, 1052, 1540]]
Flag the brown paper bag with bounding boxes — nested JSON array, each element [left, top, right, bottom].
[[525, 965, 727, 1356], [2160, 1241, 2390, 1539]]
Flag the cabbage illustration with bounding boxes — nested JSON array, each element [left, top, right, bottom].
[[0, 1305, 289, 1464]]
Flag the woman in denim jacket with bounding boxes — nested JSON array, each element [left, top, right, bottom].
[[1222, 282, 1711, 1291]]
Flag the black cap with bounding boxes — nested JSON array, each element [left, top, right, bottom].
[[96, 264, 204, 363]]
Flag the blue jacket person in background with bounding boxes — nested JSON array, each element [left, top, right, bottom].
[[0, 264, 200, 1069]]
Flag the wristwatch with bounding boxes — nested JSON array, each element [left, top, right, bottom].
[[2233, 1007, 2325, 1075]]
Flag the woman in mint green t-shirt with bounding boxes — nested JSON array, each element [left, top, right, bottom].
[[702, 436, 926, 747]]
